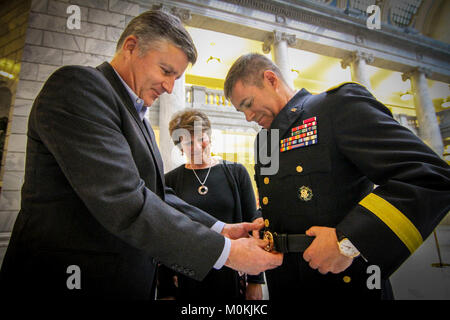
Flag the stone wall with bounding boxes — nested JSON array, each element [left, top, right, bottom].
[[0, 0, 32, 264]]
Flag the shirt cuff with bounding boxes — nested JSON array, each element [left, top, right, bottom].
[[213, 237, 231, 270], [211, 221, 230, 269], [211, 221, 225, 233]]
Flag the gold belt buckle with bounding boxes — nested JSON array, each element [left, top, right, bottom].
[[263, 231, 274, 252]]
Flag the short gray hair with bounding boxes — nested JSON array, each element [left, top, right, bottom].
[[224, 53, 285, 99], [116, 10, 197, 64]]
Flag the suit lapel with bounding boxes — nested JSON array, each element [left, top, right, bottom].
[[143, 118, 165, 180], [96, 62, 165, 186], [96, 62, 141, 123]]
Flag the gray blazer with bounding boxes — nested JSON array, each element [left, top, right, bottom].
[[0, 62, 225, 299]]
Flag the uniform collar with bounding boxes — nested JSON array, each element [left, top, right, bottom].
[[270, 88, 311, 138]]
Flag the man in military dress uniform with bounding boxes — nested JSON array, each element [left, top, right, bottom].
[[224, 53, 450, 299]]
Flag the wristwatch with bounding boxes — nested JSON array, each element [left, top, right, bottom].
[[336, 229, 360, 259]]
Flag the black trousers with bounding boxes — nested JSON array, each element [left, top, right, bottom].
[[265, 253, 393, 300]]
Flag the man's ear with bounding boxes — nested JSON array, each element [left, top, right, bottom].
[[122, 35, 138, 55], [263, 70, 279, 89]]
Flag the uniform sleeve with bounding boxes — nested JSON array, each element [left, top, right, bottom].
[[333, 84, 450, 278]]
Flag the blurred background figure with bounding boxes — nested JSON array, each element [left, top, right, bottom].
[[157, 109, 265, 300]]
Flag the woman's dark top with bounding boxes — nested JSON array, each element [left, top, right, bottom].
[[157, 160, 264, 301], [168, 164, 236, 223]]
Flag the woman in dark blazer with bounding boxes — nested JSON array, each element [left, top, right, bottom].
[[157, 109, 265, 300]]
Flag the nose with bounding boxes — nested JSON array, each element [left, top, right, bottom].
[[162, 77, 175, 94], [243, 109, 255, 122]]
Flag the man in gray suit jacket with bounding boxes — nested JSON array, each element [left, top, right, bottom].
[[0, 10, 282, 299]]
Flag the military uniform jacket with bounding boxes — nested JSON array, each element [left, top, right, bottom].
[[255, 83, 450, 279]]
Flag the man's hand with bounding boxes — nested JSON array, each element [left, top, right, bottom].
[[302, 226, 353, 274], [225, 237, 283, 275], [221, 217, 264, 240]]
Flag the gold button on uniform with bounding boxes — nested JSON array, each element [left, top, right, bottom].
[[264, 177, 270, 184], [343, 276, 351, 283], [262, 197, 268, 205], [264, 219, 270, 228], [291, 108, 297, 112], [296, 165, 303, 173]]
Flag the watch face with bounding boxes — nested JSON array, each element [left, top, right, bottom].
[[339, 239, 360, 258]]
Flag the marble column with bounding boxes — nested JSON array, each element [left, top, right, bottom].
[[263, 30, 296, 89], [158, 74, 187, 173], [341, 50, 374, 91], [402, 67, 444, 157]]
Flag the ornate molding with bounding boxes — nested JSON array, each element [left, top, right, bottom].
[[152, 3, 192, 22], [415, 49, 425, 62], [341, 50, 375, 69], [221, 0, 344, 31], [355, 33, 365, 44], [147, 0, 449, 82], [216, 0, 449, 53], [402, 67, 433, 81], [275, 13, 287, 24], [171, 7, 192, 22], [262, 30, 296, 53]]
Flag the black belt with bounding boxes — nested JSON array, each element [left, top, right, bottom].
[[259, 231, 314, 253]]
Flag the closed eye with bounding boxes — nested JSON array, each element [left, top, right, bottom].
[[238, 98, 253, 111], [161, 67, 172, 76]]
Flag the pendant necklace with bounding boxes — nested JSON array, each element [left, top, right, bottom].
[[192, 165, 212, 195]]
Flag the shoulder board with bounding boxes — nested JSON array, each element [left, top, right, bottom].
[[326, 81, 367, 93]]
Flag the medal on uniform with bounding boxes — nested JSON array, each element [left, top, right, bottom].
[[280, 117, 318, 152], [299, 186, 313, 201]]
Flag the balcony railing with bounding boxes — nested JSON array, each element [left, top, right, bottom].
[[185, 85, 232, 108]]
